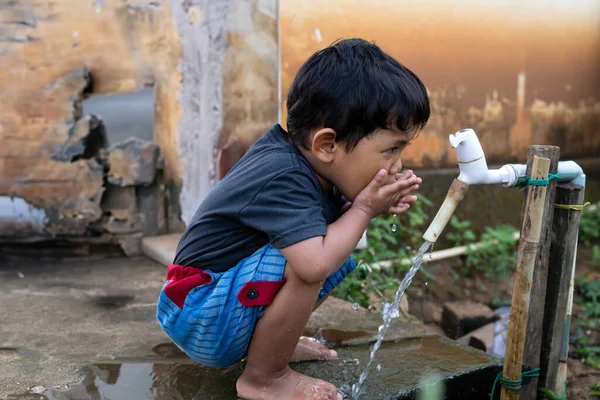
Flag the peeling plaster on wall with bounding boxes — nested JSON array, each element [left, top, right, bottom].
[[0, 196, 47, 234], [0, 0, 184, 237], [169, 0, 230, 225], [530, 99, 600, 156]]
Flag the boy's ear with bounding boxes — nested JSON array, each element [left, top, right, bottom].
[[311, 128, 338, 163]]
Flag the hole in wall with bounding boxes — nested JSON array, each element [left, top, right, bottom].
[[83, 86, 155, 145]]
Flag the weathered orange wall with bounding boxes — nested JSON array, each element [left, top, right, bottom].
[[0, 0, 278, 236], [0, 0, 181, 235], [280, 0, 600, 168]]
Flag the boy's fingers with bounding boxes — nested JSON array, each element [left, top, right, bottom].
[[370, 169, 388, 188], [382, 177, 419, 196], [395, 170, 413, 181], [397, 195, 418, 204], [395, 184, 420, 199], [389, 203, 410, 214], [386, 183, 419, 201]]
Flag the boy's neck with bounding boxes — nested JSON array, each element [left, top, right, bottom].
[[297, 147, 335, 195], [315, 173, 334, 194]]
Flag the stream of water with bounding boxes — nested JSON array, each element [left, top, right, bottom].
[[350, 240, 433, 399]]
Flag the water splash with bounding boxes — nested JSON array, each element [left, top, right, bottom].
[[313, 328, 326, 344], [352, 303, 360, 311], [351, 241, 433, 399], [381, 302, 400, 319]]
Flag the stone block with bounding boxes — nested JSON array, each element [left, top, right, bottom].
[[303, 296, 434, 346], [408, 291, 443, 324], [107, 138, 162, 187], [442, 300, 499, 339], [457, 321, 496, 353], [136, 172, 167, 236], [99, 184, 143, 234]]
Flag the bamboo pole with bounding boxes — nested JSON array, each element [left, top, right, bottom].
[[500, 155, 551, 400], [554, 242, 576, 397], [540, 183, 585, 397], [521, 146, 559, 400]]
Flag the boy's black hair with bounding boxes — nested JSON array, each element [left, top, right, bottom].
[[286, 38, 430, 151]]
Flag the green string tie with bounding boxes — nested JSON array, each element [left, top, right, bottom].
[[555, 201, 591, 211], [540, 386, 567, 400], [516, 173, 561, 188], [490, 368, 540, 399]]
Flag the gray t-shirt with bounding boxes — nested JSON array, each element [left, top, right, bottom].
[[174, 124, 345, 273]]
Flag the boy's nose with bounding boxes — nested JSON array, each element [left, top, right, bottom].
[[389, 158, 403, 175]]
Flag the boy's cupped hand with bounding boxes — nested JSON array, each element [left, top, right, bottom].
[[352, 169, 421, 218]]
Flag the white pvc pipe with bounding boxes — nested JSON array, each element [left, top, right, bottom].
[[370, 231, 520, 270], [505, 160, 585, 187], [449, 128, 586, 188]]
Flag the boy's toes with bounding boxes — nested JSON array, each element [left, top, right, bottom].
[[291, 337, 338, 361], [318, 382, 339, 400], [319, 347, 337, 359]]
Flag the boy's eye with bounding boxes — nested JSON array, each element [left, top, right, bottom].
[[386, 147, 399, 154]]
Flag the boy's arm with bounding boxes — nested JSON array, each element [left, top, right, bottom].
[[280, 169, 420, 283]]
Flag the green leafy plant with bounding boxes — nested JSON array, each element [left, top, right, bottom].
[[576, 274, 600, 319], [445, 216, 476, 247], [573, 341, 600, 369], [577, 274, 600, 301], [579, 202, 600, 246], [490, 298, 511, 309], [388, 195, 433, 251], [332, 195, 432, 308], [444, 216, 477, 279], [465, 224, 519, 280], [592, 245, 600, 268], [572, 274, 600, 369]]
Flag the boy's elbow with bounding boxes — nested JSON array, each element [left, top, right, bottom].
[[294, 261, 329, 284]]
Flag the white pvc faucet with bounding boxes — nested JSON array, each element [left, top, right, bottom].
[[450, 128, 586, 188], [450, 129, 515, 186]]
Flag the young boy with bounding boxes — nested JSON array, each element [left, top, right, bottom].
[[156, 38, 430, 399]]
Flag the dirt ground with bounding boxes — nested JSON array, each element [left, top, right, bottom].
[[405, 245, 600, 399]]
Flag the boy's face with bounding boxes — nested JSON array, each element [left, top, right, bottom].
[[331, 129, 414, 202]]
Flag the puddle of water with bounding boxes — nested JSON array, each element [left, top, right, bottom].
[[16, 362, 243, 400], [11, 336, 499, 400]]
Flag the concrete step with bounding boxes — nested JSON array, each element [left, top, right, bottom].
[[141, 233, 181, 265]]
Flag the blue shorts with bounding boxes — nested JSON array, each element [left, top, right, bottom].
[[156, 244, 357, 368]]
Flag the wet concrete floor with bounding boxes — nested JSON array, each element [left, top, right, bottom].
[[0, 256, 500, 400], [6, 337, 500, 400]]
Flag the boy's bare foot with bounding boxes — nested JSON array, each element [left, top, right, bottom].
[[236, 367, 342, 400], [290, 336, 337, 362]]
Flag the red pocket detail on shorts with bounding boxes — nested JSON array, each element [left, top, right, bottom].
[[237, 279, 286, 307], [164, 264, 212, 308]]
